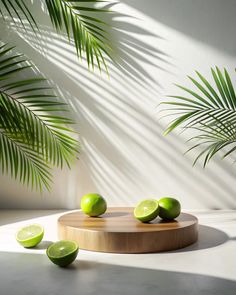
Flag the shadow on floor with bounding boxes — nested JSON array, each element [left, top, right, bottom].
[[0, 251, 235, 295], [170, 225, 229, 253], [33, 241, 54, 250]]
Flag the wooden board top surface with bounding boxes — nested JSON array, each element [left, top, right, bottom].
[[58, 207, 197, 233]]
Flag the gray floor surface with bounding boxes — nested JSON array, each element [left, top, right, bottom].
[[0, 210, 235, 295]]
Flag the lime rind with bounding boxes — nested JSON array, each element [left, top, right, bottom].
[[81, 193, 107, 217], [158, 197, 181, 220]]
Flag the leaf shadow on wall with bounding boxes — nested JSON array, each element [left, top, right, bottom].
[[1, 1, 236, 208], [122, 0, 236, 56]]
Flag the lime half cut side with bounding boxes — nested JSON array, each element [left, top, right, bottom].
[[47, 240, 79, 267], [134, 199, 159, 223], [16, 224, 44, 248]]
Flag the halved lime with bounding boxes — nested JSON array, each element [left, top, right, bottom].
[[16, 224, 44, 248], [134, 199, 159, 223], [46, 240, 79, 267]]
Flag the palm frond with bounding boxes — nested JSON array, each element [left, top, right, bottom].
[[0, 130, 52, 191], [0, 0, 114, 72], [44, 0, 113, 72], [163, 67, 236, 165], [188, 120, 236, 166], [0, 43, 80, 191], [0, 0, 38, 32]]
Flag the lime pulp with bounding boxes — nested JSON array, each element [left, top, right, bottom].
[[47, 240, 79, 267], [16, 224, 44, 248], [134, 199, 159, 223]]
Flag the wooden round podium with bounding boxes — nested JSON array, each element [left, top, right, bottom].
[[58, 207, 198, 253]]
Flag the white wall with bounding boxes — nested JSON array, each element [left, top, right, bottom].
[[0, 0, 236, 209]]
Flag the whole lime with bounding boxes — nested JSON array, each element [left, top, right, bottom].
[[134, 199, 159, 223], [158, 197, 181, 220], [47, 240, 79, 267], [81, 193, 107, 217]]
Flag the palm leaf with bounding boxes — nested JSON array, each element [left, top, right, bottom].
[[0, 0, 114, 72], [0, 43, 80, 191], [189, 120, 236, 166], [0, 131, 52, 191], [44, 0, 113, 72], [163, 67, 236, 165]]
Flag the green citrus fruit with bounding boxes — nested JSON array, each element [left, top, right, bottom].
[[46, 240, 79, 267], [158, 197, 181, 220], [16, 224, 44, 248], [81, 193, 107, 217], [134, 199, 159, 223]]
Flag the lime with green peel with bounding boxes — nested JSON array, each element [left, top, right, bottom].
[[158, 197, 181, 220], [134, 199, 159, 223], [16, 224, 44, 248], [47, 240, 79, 267], [81, 193, 107, 217]]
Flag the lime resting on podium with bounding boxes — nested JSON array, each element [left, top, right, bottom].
[[81, 193, 107, 217], [134, 199, 159, 223], [158, 197, 181, 220]]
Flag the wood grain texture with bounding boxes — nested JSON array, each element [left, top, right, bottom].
[[58, 207, 198, 253]]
